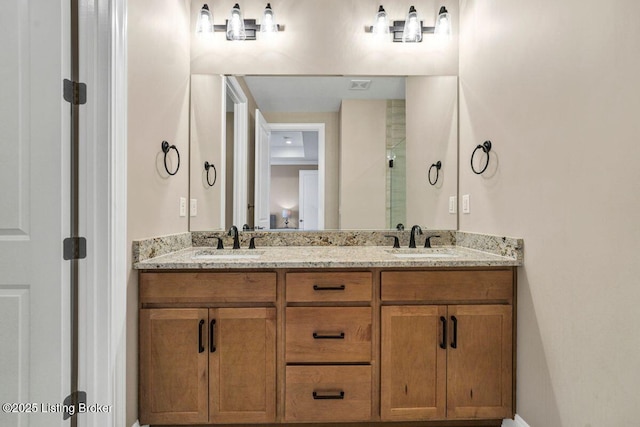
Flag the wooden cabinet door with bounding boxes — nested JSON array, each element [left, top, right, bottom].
[[209, 307, 276, 424], [447, 305, 513, 419], [139, 308, 209, 425], [381, 305, 447, 420]]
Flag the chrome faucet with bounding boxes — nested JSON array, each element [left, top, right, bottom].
[[228, 225, 240, 249], [409, 225, 423, 248]]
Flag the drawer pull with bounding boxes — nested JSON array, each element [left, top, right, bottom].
[[439, 316, 447, 349], [313, 284, 346, 291], [312, 391, 345, 400], [198, 319, 205, 353], [313, 332, 345, 340]]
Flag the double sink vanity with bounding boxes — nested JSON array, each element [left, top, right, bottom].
[[134, 230, 523, 427]]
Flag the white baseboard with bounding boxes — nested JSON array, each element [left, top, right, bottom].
[[503, 414, 531, 427]]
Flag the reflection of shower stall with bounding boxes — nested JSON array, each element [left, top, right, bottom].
[[386, 100, 406, 229]]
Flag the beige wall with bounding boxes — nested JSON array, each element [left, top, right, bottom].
[[263, 112, 340, 229], [339, 100, 387, 229], [406, 76, 458, 229], [459, 0, 640, 425], [190, 0, 459, 76], [270, 165, 318, 228], [190, 75, 225, 230], [126, 0, 191, 425]]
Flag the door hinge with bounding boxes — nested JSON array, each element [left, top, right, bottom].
[[63, 79, 87, 105], [63, 390, 87, 420], [63, 237, 87, 260]]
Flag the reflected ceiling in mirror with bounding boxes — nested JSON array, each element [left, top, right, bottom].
[[243, 76, 406, 112]]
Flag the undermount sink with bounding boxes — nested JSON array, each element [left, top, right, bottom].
[[191, 249, 264, 260], [385, 248, 459, 259]]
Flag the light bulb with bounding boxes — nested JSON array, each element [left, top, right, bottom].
[[226, 3, 246, 41], [372, 6, 390, 36], [196, 4, 213, 35], [402, 6, 422, 42], [261, 3, 278, 33]]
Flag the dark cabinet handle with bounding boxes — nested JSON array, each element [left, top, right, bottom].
[[439, 316, 447, 349], [313, 284, 346, 291], [198, 319, 205, 353], [451, 316, 458, 349], [313, 332, 345, 339], [210, 319, 216, 353], [312, 391, 345, 400]]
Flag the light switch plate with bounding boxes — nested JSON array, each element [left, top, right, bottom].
[[462, 194, 470, 214], [190, 199, 197, 217], [449, 196, 457, 214], [179, 197, 187, 217]]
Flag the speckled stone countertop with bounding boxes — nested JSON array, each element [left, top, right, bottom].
[[134, 244, 521, 270]]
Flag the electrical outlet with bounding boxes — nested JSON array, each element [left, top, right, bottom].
[[462, 194, 470, 214], [190, 199, 197, 217], [179, 197, 187, 217], [449, 196, 457, 214]]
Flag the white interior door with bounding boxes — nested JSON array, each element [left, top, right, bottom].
[[254, 109, 271, 229], [298, 170, 319, 230], [0, 0, 68, 426]]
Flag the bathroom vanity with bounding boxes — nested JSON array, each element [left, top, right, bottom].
[[135, 237, 521, 427]]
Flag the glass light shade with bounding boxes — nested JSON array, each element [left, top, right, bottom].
[[434, 6, 451, 39], [261, 3, 278, 33], [196, 4, 214, 35], [402, 5, 422, 42], [226, 3, 246, 41], [282, 209, 292, 219], [372, 6, 390, 36]]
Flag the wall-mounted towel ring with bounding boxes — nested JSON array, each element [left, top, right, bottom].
[[161, 141, 180, 176], [204, 161, 217, 187], [428, 161, 442, 185], [471, 140, 492, 175]]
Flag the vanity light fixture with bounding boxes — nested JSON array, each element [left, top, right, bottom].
[[434, 6, 451, 40], [372, 6, 390, 36], [402, 5, 422, 42], [196, 4, 214, 35], [226, 3, 247, 40], [367, 4, 451, 43], [261, 3, 279, 33], [199, 3, 284, 40]]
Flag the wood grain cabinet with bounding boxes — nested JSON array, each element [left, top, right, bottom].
[[139, 267, 515, 426], [139, 273, 276, 425], [381, 269, 515, 422]]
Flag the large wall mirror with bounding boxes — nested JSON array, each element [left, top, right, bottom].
[[189, 74, 458, 232]]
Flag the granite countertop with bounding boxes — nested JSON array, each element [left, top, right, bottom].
[[134, 245, 521, 270]]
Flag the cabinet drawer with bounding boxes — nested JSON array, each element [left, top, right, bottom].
[[139, 272, 276, 304], [381, 270, 513, 303], [286, 307, 372, 363], [285, 365, 372, 422], [286, 272, 372, 302]]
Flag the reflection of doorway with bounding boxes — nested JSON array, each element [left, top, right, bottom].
[[226, 76, 248, 228], [254, 120, 325, 230], [299, 170, 319, 230]]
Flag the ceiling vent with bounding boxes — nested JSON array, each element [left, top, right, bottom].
[[349, 79, 372, 90]]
